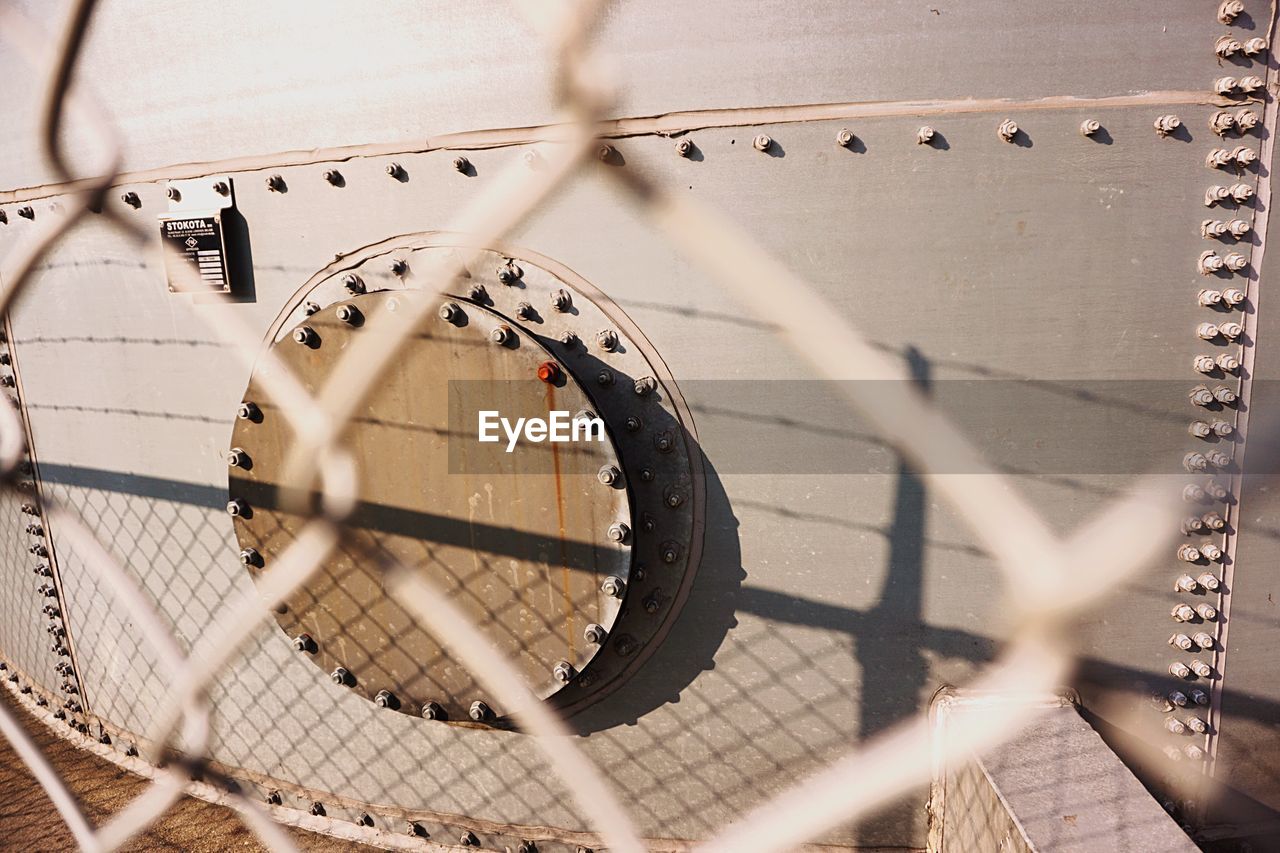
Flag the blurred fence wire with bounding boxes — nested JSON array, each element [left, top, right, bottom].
[[0, 0, 1184, 851]]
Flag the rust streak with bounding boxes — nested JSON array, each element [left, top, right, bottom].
[[545, 382, 576, 660]]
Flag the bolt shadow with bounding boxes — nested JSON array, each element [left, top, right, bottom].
[[1011, 129, 1033, 149], [1087, 126, 1114, 146], [221, 206, 257, 304], [922, 132, 951, 151]]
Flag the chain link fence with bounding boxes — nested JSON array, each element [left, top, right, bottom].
[[0, 0, 1203, 850]]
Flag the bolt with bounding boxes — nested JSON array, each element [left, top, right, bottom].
[[1199, 289, 1223, 307], [292, 633, 314, 653], [17, 206, 34, 220], [386, 162, 403, 178], [468, 700, 489, 721], [465, 284, 488, 304], [601, 576, 626, 598], [550, 289, 572, 312], [1215, 384, 1239, 403], [1193, 355, 1217, 374], [121, 192, 141, 208], [1170, 633, 1194, 651], [1193, 632, 1215, 650], [552, 661, 575, 683], [676, 139, 694, 158], [1201, 542, 1225, 562], [1216, 35, 1243, 58], [624, 415, 642, 431], [1202, 220, 1228, 239], [1203, 511, 1227, 529], [1217, 353, 1241, 372], [453, 156, 470, 172], [1210, 113, 1238, 139], [1219, 0, 1245, 23], [390, 258, 408, 276], [1176, 573, 1201, 592], [330, 667, 350, 685], [1170, 661, 1193, 678], [1178, 543, 1203, 562], [753, 134, 773, 152], [1172, 603, 1197, 622], [166, 186, 180, 201], [634, 376, 657, 396], [323, 169, 341, 185], [1196, 323, 1222, 343], [584, 623, 606, 644], [665, 490, 684, 508], [596, 329, 619, 351], [266, 174, 285, 192], [836, 128, 855, 147], [1154, 114, 1181, 136], [1192, 659, 1214, 677], [341, 273, 364, 295], [518, 842, 538, 853], [516, 301, 534, 320], [1224, 253, 1248, 272], [640, 467, 655, 482], [655, 430, 674, 452], [1226, 218, 1250, 241], [598, 465, 621, 486], [374, 689, 396, 708], [596, 368, 614, 386], [1206, 185, 1232, 207], [1207, 148, 1234, 169], [996, 119, 1018, 142], [226, 499, 248, 517], [292, 326, 318, 346], [1239, 74, 1264, 93], [1205, 480, 1230, 500], [598, 144, 614, 161], [1198, 603, 1219, 620], [438, 301, 462, 323], [1198, 573, 1222, 592], [1211, 419, 1235, 439], [1230, 183, 1255, 202], [1214, 76, 1239, 96], [916, 126, 935, 145], [237, 402, 261, 423], [490, 325, 513, 346], [1222, 287, 1246, 306], [460, 832, 478, 847], [1191, 688, 1211, 706], [1233, 146, 1258, 166], [1165, 717, 1187, 735], [497, 263, 522, 284], [1079, 119, 1101, 137], [225, 447, 249, 468], [1243, 37, 1269, 56], [1189, 421, 1213, 439], [336, 304, 362, 325], [536, 361, 560, 384], [304, 301, 321, 316], [421, 701, 443, 720], [1206, 451, 1231, 471], [310, 802, 325, 816], [607, 522, 630, 543]]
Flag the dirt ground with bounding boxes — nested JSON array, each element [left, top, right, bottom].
[[0, 690, 368, 851]]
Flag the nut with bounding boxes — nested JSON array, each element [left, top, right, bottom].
[[1222, 288, 1246, 306], [1079, 119, 1101, 137], [421, 701, 443, 720], [1201, 541, 1225, 561], [606, 522, 630, 543], [1193, 355, 1217, 374], [1233, 146, 1258, 166], [1193, 632, 1215, 649], [489, 325, 513, 346], [1238, 74, 1264, 92], [336, 304, 362, 325], [601, 576, 626, 597], [916, 126, 935, 144], [1172, 603, 1197, 622], [1219, 322, 1244, 341], [1243, 37, 1269, 56], [1154, 114, 1181, 136], [1165, 717, 1187, 734], [584, 623, 607, 644], [453, 156, 470, 172], [1191, 659, 1214, 677], [1214, 76, 1239, 95], [1205, 451, 1231, 470], [1206, 185, 1232, 206], [1198, 573, 1222, 592], [550, 289, 572, 312], [1215, 385, 1239, 405], [1216, 353, 1241, 372], [1210, 112, 1237, 136], [438, 301, 462, 323], [836, 128, 855, 147], [596, 329, 619, 351], [225, 448, 249, 468], [1188, 421, 1213, 439], [291, 326, 318, 346], [1207, 148, 1234, 169], [997, 119, 1018, 142], [1170, 661, 1193, 678], [1197, 603, 1219, 620], [1170, 633, 1194, 651], [1216, 35, 1243, 58], [1186, 717, 1209, 734], [1229, 218, 1253, 238], [1224, 252, 1248, 271], [675, 139, 694, 158], [753, 134, 773, 152], [468, 700, 489, 721], [1218, 0, 1245, 24], [1183, 484, 1207, 502], [1229, 182, 1254, 202], [597, 465, 621, 486], [330, 667, 350, 685], [1203, 511, 1227, 529], [552, 661, 575, 683], [1183, 453, 1209, 473]]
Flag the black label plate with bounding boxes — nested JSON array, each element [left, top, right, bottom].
[[159, 214, 230, 292]]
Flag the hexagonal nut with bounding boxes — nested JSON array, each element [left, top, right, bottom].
[[1243, 37, 1269, 56], [916, 126, 935, 145], [1233, 146, 1258, 166], [1228, 219, 1253, 238], [1154, 114, 1181, 136], [1193, 355, 1218, 374], [1079, 119, 1101, 137], [1202, 219, 1229, 239], [1214, 76, 1239, 95], [1169, 661, 1193, 678], [600, 575, 626, 597], [1219, 0, 1245, 24], [1216, 353, 1241, 372], [607, 522, 630, 544], [1222, 288, 1246, 306], [468, 700, 490, 721], [753, 134, 773, 152], [1171, 603, 1197, 622], [1214, 384, 1239, 403], [596, 329, 619, 351], [1198, 573, 1222, 592], [1191, 659, 1214, 677], [584, 623, 607, 644], [552, 660, 575, 683], [330, 667, 351, 685], [1206, 148, 1234, 169], [1229, 182, 1255, 202], [1197, 603, 1218, 620], [675, 138, 694, 158], [997, 119, 1018, 142], [421, 701, 444, 720], [1216, 35, 1243, 58], [597, 465, 621, 486], [1188, 421, 1213, 439]]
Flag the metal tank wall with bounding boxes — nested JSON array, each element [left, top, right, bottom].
[[1, 0, 1277, 848]]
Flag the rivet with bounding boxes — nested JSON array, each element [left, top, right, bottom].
[[453, 156, 470, 172], [1170, 661, 1193, 678], [550, 289, 572, 312], [1214, 76, 1239, 96], [323, 169, 342, 185], [584, 623, 606, 644], [1229, 182, 1254, 203], [601, 575, 625, 597], [1189, 421, 1212, 439], [386, 163, 403, 178], [536, 361, 560, 383], [374, 689, 396, 708], [1219, 0, 1245, 24], [1191, 659, 1214, 677], [1203, 511, 1228, 529], [497, 263, 522, 285], [1206, 185, 1232, 206], [438, 301, 462, 323], [1238, 75, 1264, 92], [121, 191, 141, 208], [1216, 35, 1243, 58], [226, 499, 248, 517], [1198, 574, 1221, 592], [330, 667, 351, 685], [17, 206, 34, 220], [292, 326, 318, 346], [1243, 37, 1269, 56], [234, 401, 259, 422], [225, 447, 250, 468], [996, 119, 1018, 142], [1216, 352, 1241, 372], [292, 633, 315, 653], [624, 416, 642, 431], [1222, 287, 1246, 306], [552, 660, 575, 683], [753, 134, 773, 152], [468, 700, 489, 721], [1227, 217, 1251, 237], [337, 304, 362, 325], [676, 139, 694, 158], [916, 126, 935, 145], [1198, 603, 1218, 620], [1154, 114, 1181, 137], [596, 329, 619, 351], [490, 325, 513, 346], [607, 522, 630, 543], [1170, 633, 1194, 651], [598, 465, 621, 486], [342, 273, 365, 295], [596, 368, 615, 387], [421, 701, 444, 720], [266, 174, 285, 192], [634, 376, 656, 396], [1198, 289, 1223, 307], [1172, 603, 1197, 622], [390, 258, 408, 276], [836, 128, 855, 147]]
